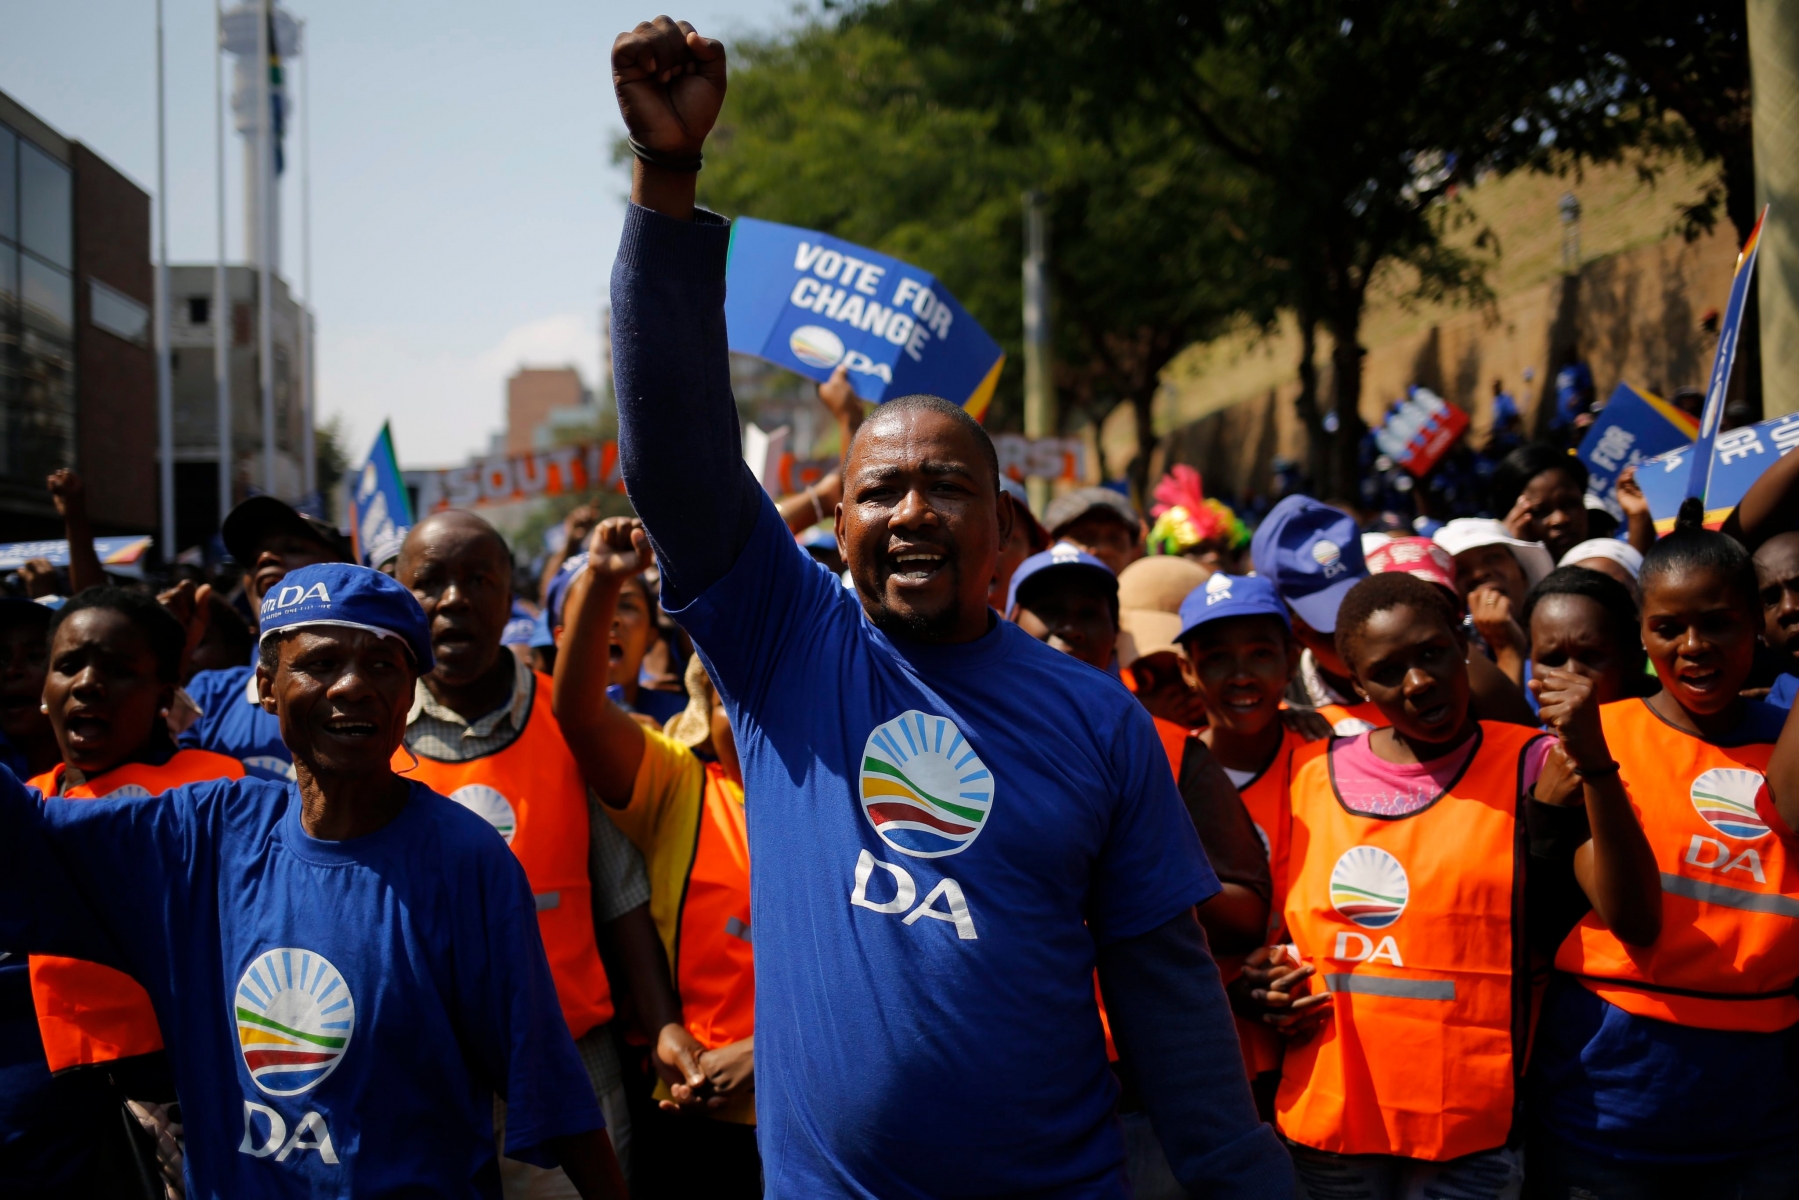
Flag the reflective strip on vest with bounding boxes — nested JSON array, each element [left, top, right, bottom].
[[397, 672, 614, 1040], [1277, 722, 1538, 1162], [1554, 698, 1799, 1033], [28, 750, 245, 1073], [1661, 872, 1799, 918], [1325, 973, 1455, 1001]]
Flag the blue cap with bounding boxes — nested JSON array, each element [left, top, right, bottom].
[[543, 552, 590, 628], [256, 562, 434, 671], [527, 609, 554, 649], [1175, 573, 1290, 643], [1248, 495, 1367, 634], [1006, 540, 1117, 614], [500, 599, 537, 647]]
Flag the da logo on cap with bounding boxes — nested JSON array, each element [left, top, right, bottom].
[[790, 325, 845, 369], [235, 949, 355, 1096], [1330, 846, 1409, 929], [1690, 767, 1770, 840], [860, 710, 992, 859], [450, 784, 517, 844], [1204, 573, 1233, 605], [1312, 540, 1342, 568]]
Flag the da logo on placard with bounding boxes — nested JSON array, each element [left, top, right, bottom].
[[449, 784, 517, 844], [789, 325, 845, 369], [236, 949, 355, 1096], [1330, 846, 1409, 929], [860, 710, 992, 859], [1690, 767, 1770, 840]]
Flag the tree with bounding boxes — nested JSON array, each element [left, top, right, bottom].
[[691, 18, 1277, 498]]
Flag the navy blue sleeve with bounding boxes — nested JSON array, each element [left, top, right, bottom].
[[1088, 702, 1219, 944], [1098, 913, 1295, 1198], [611, 202, 766, 607], [451, 817, 604, 1163]]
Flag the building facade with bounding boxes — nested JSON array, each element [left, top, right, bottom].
[[506, 367, 589, 455], [0, 88, 155, 537]]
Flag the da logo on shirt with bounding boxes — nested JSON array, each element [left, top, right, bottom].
[[860, 710, 993, 859], [448, 783, 518, 844], [235, 949, 356, 1096], [1330, 846, 1409, 929], [1689, 767, 1771, 840]]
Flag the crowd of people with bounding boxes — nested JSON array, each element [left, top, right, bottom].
[[3, 14, 1799, 1200]]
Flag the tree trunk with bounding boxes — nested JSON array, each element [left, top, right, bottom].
[[1325, 304, 1367, 506], [1128, 385, 1159, 510], [1294, 311, 1326, 493]]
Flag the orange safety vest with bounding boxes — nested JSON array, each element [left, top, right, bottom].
[[1316, 701, 1388, 736], [397, 673, 613, 1040], [1278, 722, 1540, 1161], [676, 761, 754, 1051], [1554, 698, 1799, 1032], [28, 749, 244, 1074], [1152, 715, 1195, 778], [1223, 728, 1306, 1077]]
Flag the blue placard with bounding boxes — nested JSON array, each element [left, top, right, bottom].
[[1637, 410, 1799, 529], [724, 217, 1006, 419], [1577, 383, 1698, 517], [349, 423, 415, 567], [0, 536, 155, 572], [1687, 207, 1767, 499]]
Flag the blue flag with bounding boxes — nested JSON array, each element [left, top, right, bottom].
[[349, 424, 415, 567], [1686, 207, 1767, 500], [724, 217, 1005, 419], [1576, 383, 1697, 518]]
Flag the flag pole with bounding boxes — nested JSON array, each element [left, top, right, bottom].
[[214, 0, 232, 528], [155, 0, 176, 559], [258, 0, 276, 496], [299, 16, 316, 505]]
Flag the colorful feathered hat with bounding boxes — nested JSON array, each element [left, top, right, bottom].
[[1147, 465, 1248, 556]]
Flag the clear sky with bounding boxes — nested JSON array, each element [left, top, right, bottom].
[[0, 0, 803, 466]]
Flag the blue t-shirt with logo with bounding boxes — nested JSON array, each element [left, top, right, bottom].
[[668, 498, 1218, 1198], [0, 771, 601, 1198], [179, 662, 294, 781]]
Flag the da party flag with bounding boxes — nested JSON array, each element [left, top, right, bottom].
[[348, 424, 415, 567], [1687, 206, 1768, 501], [724, 217, 1006, 420], [1577, 383, 1698, 518], [1635, 410, 1799, 532]]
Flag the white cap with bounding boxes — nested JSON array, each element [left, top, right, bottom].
[[1360, 531, 1395, 559], [1431, 518, 1555, 588], [1559, 538, 1644, 580]]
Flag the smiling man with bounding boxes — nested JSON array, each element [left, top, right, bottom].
[[176, 496, 354, 781], [606, 16, 1289, 1198], [0, 564, 626, 1199]]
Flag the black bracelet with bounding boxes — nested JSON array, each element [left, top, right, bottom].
[[1573, 761, 1621, 779], [628, 137, 703, 173]]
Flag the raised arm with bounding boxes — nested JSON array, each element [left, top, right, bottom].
[[778, 365, 865, 534], [47, 469, 105, 595], [1723, 438, 1799, 553], [1534, 667, 1661, 946], [550, 519, 653, 807], [1764, 688, 1799, 836], [609, 17, 760, 604]]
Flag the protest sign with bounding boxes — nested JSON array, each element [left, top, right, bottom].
[[1635, 409, 1799, 532], [1576, 383, 1698, 517], [1686, 205, 1767, 500], [1372, 387, 1469, 477], [0, 536, 154, 576], [348, 424, 416, 567], [724, 217, 1006, 419]]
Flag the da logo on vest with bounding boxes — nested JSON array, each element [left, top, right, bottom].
[[235, 949, 355, 1097], [449, 784, 518, 844], [860, 710, 993, 859], [1330, 846, 1409, 929], [244, 756, 299, 781], [1689, 767, 1770, 840], [97, 783, 152, 799]]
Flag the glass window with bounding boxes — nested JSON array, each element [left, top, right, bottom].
[[6, 330, 74, 483], [18, 140, 71, 271], [20, 255, 73, 339], [0, 124, 16, 245], [91, 278, 149, 345], [0, 243, 16, 316], [188, 295, 210, 325]]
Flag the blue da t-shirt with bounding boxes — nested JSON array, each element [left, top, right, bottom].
[[0, 772, 601, 1198], [180, 663, 294, 780], [666, 498, 1217, 1199]]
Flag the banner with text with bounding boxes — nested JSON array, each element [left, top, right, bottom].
[[1686, 205, 1768, 500], [724, 217, 1006, 420], [1634, 409, 1799, 531], [1576, 383, 1698, 518], [0, 536, 154, 575]]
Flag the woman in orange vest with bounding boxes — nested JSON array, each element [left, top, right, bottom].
[[552, 517, 761, 1200], [1532, 499, 1799, 1195], [29, 587, 243, 1194], [1244, 571, 1658, 1199]]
